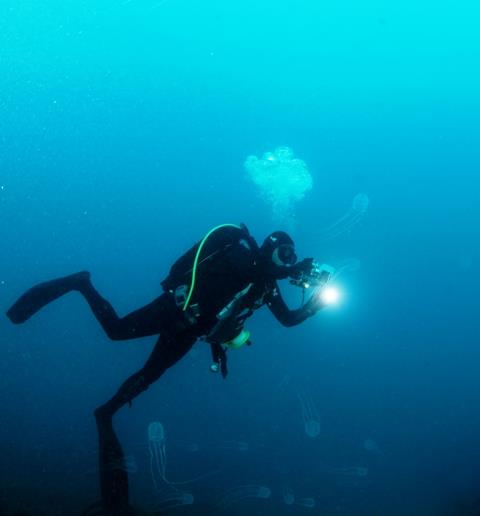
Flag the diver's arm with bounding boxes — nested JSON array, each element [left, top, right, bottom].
[[266, 282, 324, 327]]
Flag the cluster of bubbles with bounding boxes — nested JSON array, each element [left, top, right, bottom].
[[244, 146, 313, 230], [244, 146, 370, 240]]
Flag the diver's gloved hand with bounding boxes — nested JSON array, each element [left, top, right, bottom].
[[289, 258, 315, 279], [303, 289, 325, 316], [210, 342, 228, 379]]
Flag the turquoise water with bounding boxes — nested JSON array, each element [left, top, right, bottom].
[[1, 1, 479, 514]]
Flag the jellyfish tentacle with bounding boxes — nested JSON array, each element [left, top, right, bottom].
[[148, 420, 217, 493], [316, 193, 370, 241], [155, 490, 194, 511], [333, 258, 361, 280], [318, 211, 364, 240], [305, 392, 317, 421], [297, 497, 316, 509], [216, 485, 271, 510], [298, 390, 321, 438]]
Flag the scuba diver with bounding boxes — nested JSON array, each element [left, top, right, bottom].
[[6, 223, 332, 516]]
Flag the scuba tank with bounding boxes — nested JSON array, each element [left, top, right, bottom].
[[161, 223, 258, 314]]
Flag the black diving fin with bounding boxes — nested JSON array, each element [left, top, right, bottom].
[[6, 271, 90, 324]]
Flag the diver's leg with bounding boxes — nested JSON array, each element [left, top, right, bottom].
[[80, 282, 168, 340], [94, 331, 197, 513], [6, 271, 168, 340], [96, 329, 197, 415], [6, 271, 91, 324]]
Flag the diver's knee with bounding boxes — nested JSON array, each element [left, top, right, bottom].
[[102, 324, 126, 341], [94, 404, 113, 422], [107, 331, 123, 341], [105, 323, 131, 341]]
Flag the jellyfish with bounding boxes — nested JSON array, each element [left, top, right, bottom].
[[297, 391, 321, 438], [155, 487, 194, 511], [332, 258, 361, 280], [282, 486, 295, 505], [317, 193, 370, 241], [297, 497, 316, 509], [218, 440, 249, 452], [276, 373, 292, 391], [149, 421, 168, 491], [244, 146, 313, 230], [216, 485, 272, 510], [363, 438, 383, 455], [148, 421, 218, 491], [330, 466, 369, 488], [330, 466, 369, 477]]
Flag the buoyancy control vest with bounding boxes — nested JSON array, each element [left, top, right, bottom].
[[161, 223, 260, 321], [161, 223, 268, 378]]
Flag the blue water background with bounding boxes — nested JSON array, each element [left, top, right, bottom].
[[1, 0, 479, 514]]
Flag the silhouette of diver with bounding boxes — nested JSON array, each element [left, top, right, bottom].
[[6, 224, 326, 515]]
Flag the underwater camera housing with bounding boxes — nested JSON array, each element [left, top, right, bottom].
[[290, 262, 336, 289]]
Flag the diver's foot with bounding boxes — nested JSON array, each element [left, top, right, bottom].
[[6, 270, 91, 324]]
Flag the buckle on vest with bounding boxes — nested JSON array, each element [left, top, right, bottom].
[[173, 285, 200, 325]]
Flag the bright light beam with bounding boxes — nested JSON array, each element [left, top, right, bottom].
[[320, 286, 341, 305]]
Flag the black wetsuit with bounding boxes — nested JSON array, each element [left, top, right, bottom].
[[82, 226, 313, 411], [6, 225, 317, 515]]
